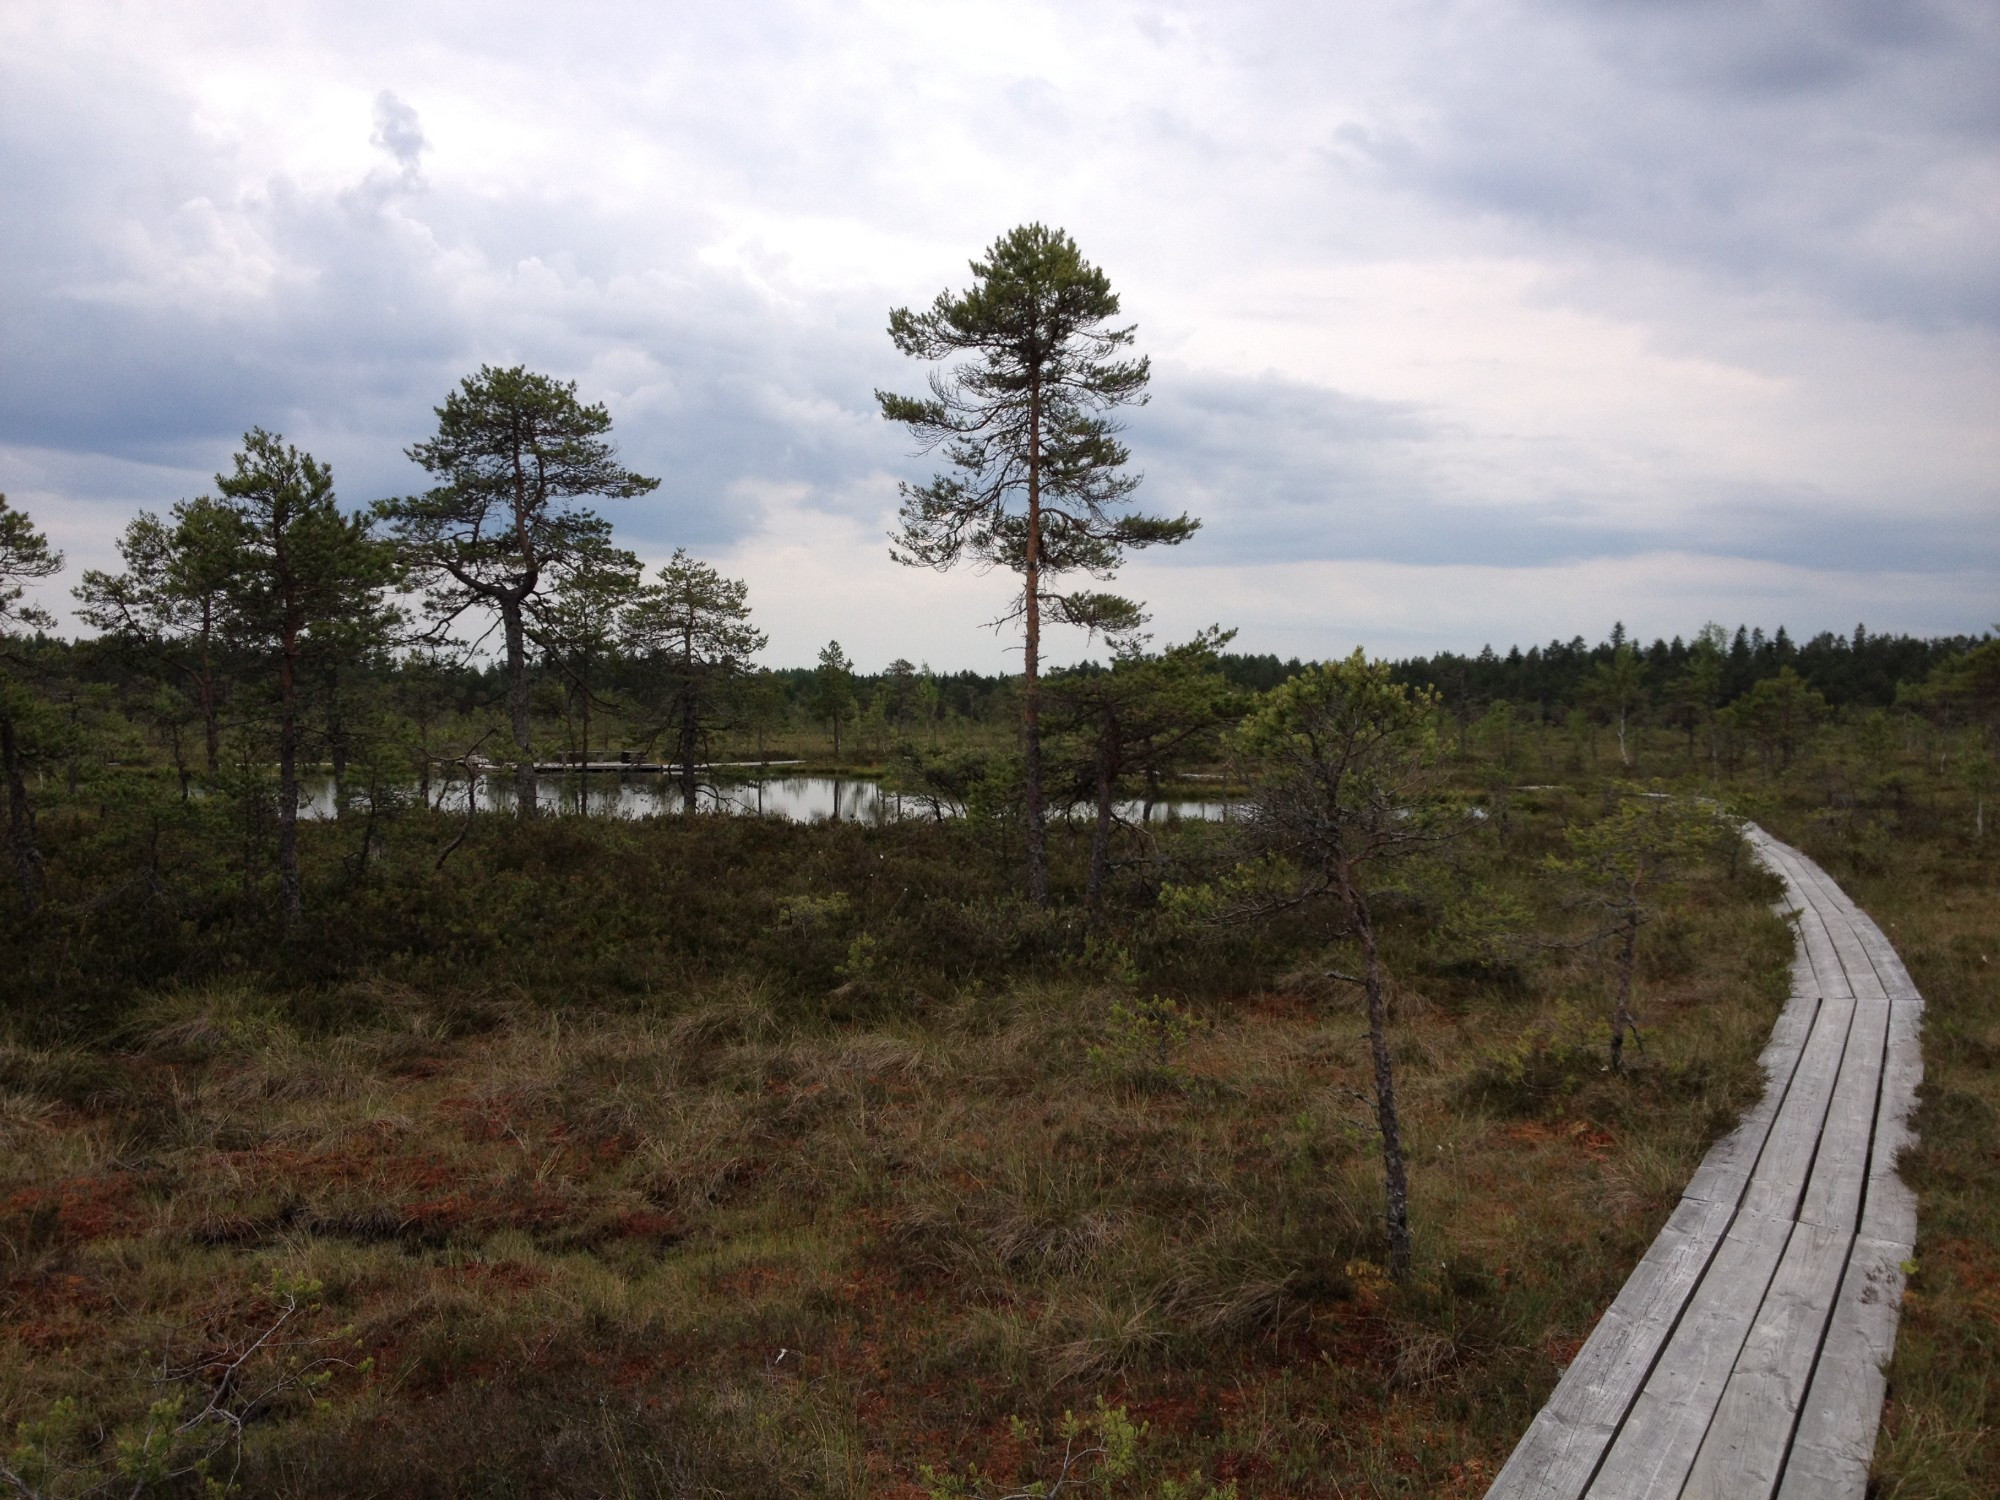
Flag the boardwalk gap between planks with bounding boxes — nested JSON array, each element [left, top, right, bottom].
[[1484, 827, 1922, 1500]]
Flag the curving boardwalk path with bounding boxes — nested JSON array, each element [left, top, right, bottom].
[[1486, 826, 1923, 1500]]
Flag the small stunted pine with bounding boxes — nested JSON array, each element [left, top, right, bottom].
[[529, 539, 643, 804], [1551, 788, 1726, 1073], [1238, 652, 1456, 1282], [76, 499, 241, 778], [213, 432, 400, 925], [622, 552, 767, 810]]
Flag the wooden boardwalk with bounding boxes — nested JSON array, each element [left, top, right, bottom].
[[1485, 827, 1923, 1500]]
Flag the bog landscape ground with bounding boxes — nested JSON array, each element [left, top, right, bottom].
[[2, 700, 1992, 1498]]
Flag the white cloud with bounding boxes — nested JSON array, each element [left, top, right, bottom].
[[3, 0, 1996, 661], [698, 482, 1025, 675]]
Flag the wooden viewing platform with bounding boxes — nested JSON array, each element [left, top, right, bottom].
[[1486, 826, 1922, 1499]]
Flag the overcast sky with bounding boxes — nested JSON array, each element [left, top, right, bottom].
[[4, 0, 1995, 670]]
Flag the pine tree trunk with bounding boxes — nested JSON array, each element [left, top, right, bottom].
[[277, 644, 302, 926], [199, 610, 221, 776], [1, 707, 40, 915], [1610, 906, 1639, 1073], [502, 602, 537, 817], [1087, 740, 1114, 904], [1022, 373, 1048, 904], [1351, 879, 1412, 1282], [678, 682, 699, 813], [327, 665, 348, 816]]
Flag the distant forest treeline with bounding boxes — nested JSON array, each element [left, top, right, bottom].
[[1246, 621, 1985, 712], [14, 619, 1982, 732], [10, 618, 1985, 733], [669, 619, 1975, 718]]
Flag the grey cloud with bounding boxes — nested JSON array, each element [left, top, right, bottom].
[[1231, 0, 1997, 326], [0, 57, 906, 547], [1127, 368, 1998, 575], [1124, 372, 1644, 568], [1398, 0, 2000, 325], [2, 0, 1993, 652], [371, 92, 426, 172], [1569, 0, 1969, 103]]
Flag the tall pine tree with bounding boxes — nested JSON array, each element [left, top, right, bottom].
[[878, 225, 1196, 901], [379, 367, 658, 817]]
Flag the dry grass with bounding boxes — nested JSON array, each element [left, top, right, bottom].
[[0, 826, 1791, 1497]]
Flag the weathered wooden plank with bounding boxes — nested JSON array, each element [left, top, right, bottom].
[[1754, 836, 1921, 1497], [1561, 1197, 1740, 1414], [1682, 990, 1819, 1207], [1771, 844, 1871, 954], [1680, 1221, 1852, 1498], [1740, 848, 1875, 1225], [1481, 1411, 1618, 1500], [1817, 894, 1895, 1009], [1776, 845, 1919, 1238], [1752, 840, 1847, 1023], [1751, 834, 1817, 920], [1771, 1437, 1870, 1500], [1850, 916, 1923, 1004], [1796, 903, 1859, 1007], [1773, 1235, 1910, 1500], [1764, 852, 1892, 1235], [1582, 1210, 1794, 1497], [1788, 865, 1904, 1015], [1860, 1000, 1923, 1247], [1483, 1196, 1739, 1500], [1781, 898, 1851, 1002], [1738, 984, 1855, 1223], [1797, 998, 1889, 1232]]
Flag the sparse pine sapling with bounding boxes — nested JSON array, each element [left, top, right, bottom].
[[814, 640, 856, 762], [1234, 652, 1457, 1282], [75, 497, 241, 778], [1583, 642, 1647, 768], [621, 551, 766, 810], [528, 537, 642, 804], [1550, 788, 1723, 1073]]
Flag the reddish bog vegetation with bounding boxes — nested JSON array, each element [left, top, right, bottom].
[[0, 805, 1793, 1498]]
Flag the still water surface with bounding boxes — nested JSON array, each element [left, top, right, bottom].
[[302, 772, 1235, 825]]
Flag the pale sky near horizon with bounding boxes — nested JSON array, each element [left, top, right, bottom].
[[4, 0, 1996, 671]]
